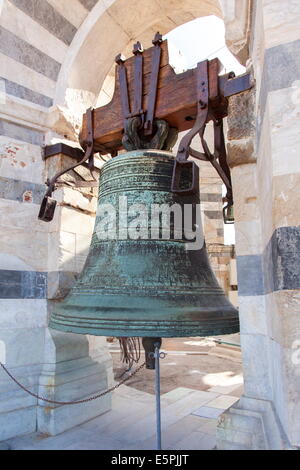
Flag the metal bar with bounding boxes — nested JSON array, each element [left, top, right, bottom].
[[38, 108, 95, 222], [175, 60, 209, 162], [154, 342, 162, 451], [219, 72, 252, 97], [171, 60, 209, 195], [43, 143, 84, 161], [116, 54, 131, 120], [144, 33, 163, 136], [213, 119, 233, 203], [214, 339, 241, 348], [133, 42, 143, 117]]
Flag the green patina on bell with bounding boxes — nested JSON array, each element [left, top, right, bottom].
[[49, 150, 239, 338]]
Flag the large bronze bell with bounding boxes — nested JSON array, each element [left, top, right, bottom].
[[49, 150, 239, 338]]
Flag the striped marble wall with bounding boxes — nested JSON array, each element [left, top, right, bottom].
[[0, 0, 111, 440], [0, 0, 103, 301], [0, 0, 96, 108], [217, 0, 300, 450]]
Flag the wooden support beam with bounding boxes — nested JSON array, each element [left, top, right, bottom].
[[80, 40, 252, 153]]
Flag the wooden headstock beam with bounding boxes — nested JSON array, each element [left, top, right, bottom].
[[80, 40, 252, 153]]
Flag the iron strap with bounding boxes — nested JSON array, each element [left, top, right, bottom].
[[132, 41, 144, 118], [175, 60, 209, 161], [188, 120, 233, 205], [0, 361, 145, 406], [116, 54, 131, 122], [171, 60, 209, 194], [116, 45, 145, 126], [38, 108, 96, 222], [46, 108, 94, 198], [144, 33, 163, 136], [214, 119, 233, 203]]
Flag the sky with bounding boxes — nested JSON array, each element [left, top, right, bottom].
[[165, 15, 242, 245], [165, 15, 245, 75]]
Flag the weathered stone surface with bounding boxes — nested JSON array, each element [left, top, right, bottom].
[[37, 329, 112, 436], [0, 120, 44, 147], [227, 88, 256, 142], [238, 295, 268, 335], [0, 177, 45, 203], [217, 395, 293, 450], [0, 78, 52, 108], [0, 270, 47, 299], [79, 0, 98, 10], [0, 52, 56, 100], [0, 0, 68, 65], [46, 0, 88, 28], [263, 226, 300, 293], [46, 106, 82, 141], [0, 327, 45, 366], [268, 85, 300, 177], [242, 334, 274, 400], [0, 26, 61, 81], [263, 0, 300, 49], [0, 228, 48, 273], [236, 226, 300, 296], [235, 219, 262, 256], [0, 299, 47, 329], [227, 136, 256, 168], [258, 40, 300, 138], [236, 255, 264, 296], [0, 407, 37, 442], [231, 163, 258, 222], [57, 187, 97, 215], [47, 271, 77, 299], [9, 0, 77, 46], [222, 0, 251, 65], [60, 206, 95, 235]]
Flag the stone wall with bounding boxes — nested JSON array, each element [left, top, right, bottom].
[[217, 0, 300, 450], [2, 0, 299, 450], [0, 140, 113, 440]]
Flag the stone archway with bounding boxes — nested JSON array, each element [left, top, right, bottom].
[[54, 0, 250, 114]]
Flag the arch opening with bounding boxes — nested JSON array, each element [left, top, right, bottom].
[[54, 0, 250, 116]]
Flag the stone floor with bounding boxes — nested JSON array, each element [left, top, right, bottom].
[[111, 335, 243, 396], [4, 336, 243, 450], [5, 384, 241, 450]]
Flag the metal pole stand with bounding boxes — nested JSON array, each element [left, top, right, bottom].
[[142, 337, 166, 450]]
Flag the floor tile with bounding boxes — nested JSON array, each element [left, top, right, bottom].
[[192, 406, 224, 419]]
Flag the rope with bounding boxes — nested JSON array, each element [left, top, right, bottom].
[[118, 337, 141, 370], [0, 361, 145, 406]]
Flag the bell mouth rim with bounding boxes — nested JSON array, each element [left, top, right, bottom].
[[49, 317, 240, 339]]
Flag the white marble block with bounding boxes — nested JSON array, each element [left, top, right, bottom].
[[37, 329, 113, 436]]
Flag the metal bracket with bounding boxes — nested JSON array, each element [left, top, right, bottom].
[[116, 53, 130, 124], [171, 61, 234, 222], [43, 143, 85, 161], [116, 41, 145, 128], [38, 108, 95, 222], [132, 41, 144, 122], [116, 32, 163, 141], [189, 119, 233, 205], [171, 60, 209, 194]]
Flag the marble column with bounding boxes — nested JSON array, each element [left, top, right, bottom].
[[217, 0, 300, 450]]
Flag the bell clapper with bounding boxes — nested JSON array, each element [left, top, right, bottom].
[[142, 337, 166, 450]]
